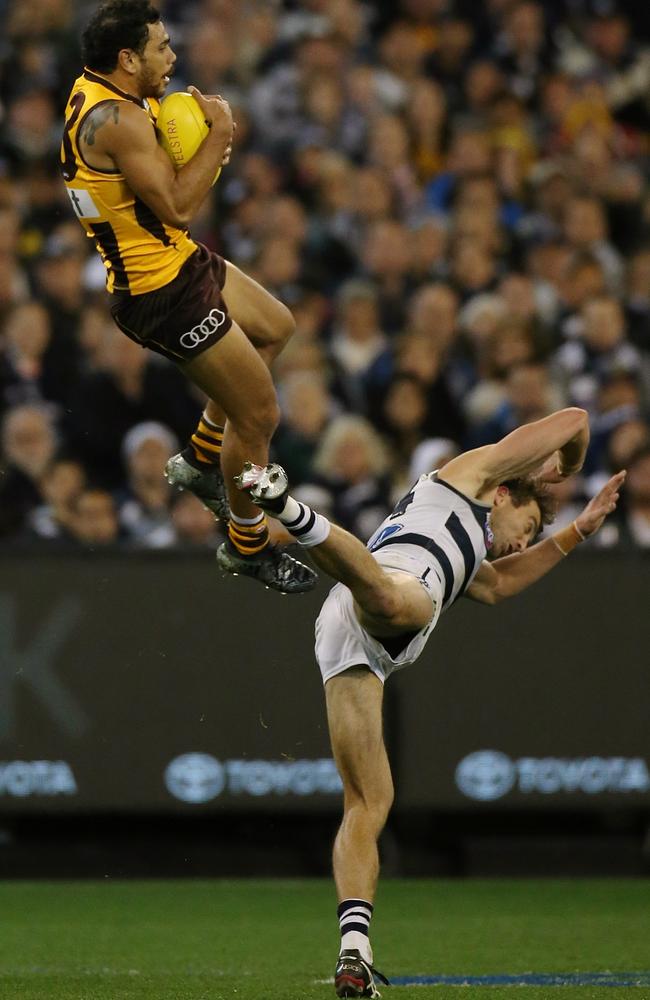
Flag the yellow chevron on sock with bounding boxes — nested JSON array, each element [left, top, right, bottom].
[[228, 516, 270, 556]]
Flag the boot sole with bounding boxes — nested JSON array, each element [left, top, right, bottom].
[[335, 975, 366, 997]]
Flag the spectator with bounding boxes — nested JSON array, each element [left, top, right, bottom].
[[0, 403, 57, 536], [424, 128, 493, 216], [450, 238, 498, 303], [0, 0, 646, 550], [470, 360, 564, 446], [328, 280, 388, 410], [462, 60, 506, 130], [607, 419, 650, 474], [463, 319, 540, 428], [625, 249, 650, 351], [67, 328, 199, 488], [0, 205, 29, 315], [273, 372, 336, 484], [405, 78, 447, 183], [541, 474, 587, 538], [618, 446, 650, 548], [69, 488, 120, 548], [553, 251, 608, 343], [117, 422, 178, 549], [563, 195, 623, 292], [380, 372, 431, 469], [494, 1, 552, 105], [361, 219, 414, 333], [409, 217, 449, 282], [553, 294, 644, 410], [171, 491, 222, 549], [28, 456, 86, 542], [408, 437, 460, 481], [586, 373, 645, 480], [0, 302, 53, 415], [307, 414, 392, 540]]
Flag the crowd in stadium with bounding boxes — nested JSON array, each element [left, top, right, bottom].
[[0, 0, 648, 550]]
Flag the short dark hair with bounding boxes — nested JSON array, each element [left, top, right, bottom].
[[503, 475, 556, 528], [82, 0, 161, 73]]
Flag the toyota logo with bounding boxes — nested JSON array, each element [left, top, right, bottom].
[[164, 753, 225, 803], [455, 750, 516, 801], [180, 308, 226, 350]]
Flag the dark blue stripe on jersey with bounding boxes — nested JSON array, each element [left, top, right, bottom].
[[445, 511, 477, 594], [432, 475, 490, 531], [371, 532, 455, 605], [293, 509, 316, 537]]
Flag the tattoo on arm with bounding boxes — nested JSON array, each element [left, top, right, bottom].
[[80, 101, 120, 146]]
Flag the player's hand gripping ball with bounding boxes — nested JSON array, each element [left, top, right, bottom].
[[157, 92, 222, 185]]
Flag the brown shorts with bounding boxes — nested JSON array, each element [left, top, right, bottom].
[[110, 243, 232, 363]]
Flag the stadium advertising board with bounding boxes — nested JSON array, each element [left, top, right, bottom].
[[0, 551, 335, 812], [392, 551, 650, 809], [1, 550, 649, 813]]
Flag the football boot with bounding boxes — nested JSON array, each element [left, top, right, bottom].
[[216, 539, 317, 594], [334, 949, 390, 998], [234, 461, 289, 514], [164, 452, 230, 521]]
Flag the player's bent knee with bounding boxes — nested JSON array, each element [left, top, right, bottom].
[[252, 299, 295, 356], [231, 394, 280, 442], [345, 789, 393, 835], [343, 773, 394, 822], [360, 586, 404, 628], [273, 300, 295, 346], [360, 576, 432, 634], [370, 788, 394, 829]]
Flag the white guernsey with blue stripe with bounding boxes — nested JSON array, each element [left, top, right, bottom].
[[368, 472, 492, 609], [315, 473, 493, 684]]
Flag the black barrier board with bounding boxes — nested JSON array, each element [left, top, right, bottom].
[[0, 551, 336, 812], [393, 551, 650, 809], [0, 550, 649, 813]]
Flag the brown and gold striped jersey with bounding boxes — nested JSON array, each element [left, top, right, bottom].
[[60, 70, 197, 295]]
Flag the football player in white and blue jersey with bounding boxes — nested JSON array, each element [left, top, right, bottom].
[[236, 407, 625, 999]]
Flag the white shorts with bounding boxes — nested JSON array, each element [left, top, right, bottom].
[[314, 570, 442, 685]]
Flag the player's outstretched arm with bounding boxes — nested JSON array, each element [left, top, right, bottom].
[[466, 471, 625, 605], [441, 408, 590, 499], [97, 96, 231, 227]]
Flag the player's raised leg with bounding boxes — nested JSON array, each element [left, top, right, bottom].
[[165, 262, 295, 520], [178, 330, 316, 593], [236, 463, 433, 631], [222, 259, 296, 364]]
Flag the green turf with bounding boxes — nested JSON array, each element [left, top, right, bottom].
[[0, 879, 649, 999]]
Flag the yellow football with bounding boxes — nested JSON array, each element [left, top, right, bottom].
[[156, 92, 221, 185]]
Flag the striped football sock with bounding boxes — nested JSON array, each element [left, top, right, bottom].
[[184, 412, 224, 467], [228, 511, 270, 557], [338, 898, 373, 963], [275, 496, 330, 547]]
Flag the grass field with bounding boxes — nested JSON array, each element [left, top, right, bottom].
[[1, 879, 649, 999]]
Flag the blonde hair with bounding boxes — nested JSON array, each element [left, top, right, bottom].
[[312, 415, 390, 479]]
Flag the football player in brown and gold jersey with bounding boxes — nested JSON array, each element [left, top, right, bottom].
[[61, 0, 315, 593]]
